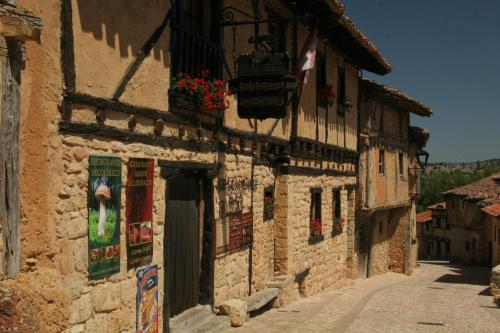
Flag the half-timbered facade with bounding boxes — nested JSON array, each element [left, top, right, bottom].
[[356, 79, 431, 277], [0, 0, 398, 332]]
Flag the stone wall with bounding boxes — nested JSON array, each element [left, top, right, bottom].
[[285, 174, 355, 300]]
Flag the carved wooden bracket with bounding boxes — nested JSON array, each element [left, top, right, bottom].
[[0, 5, 42, 41]]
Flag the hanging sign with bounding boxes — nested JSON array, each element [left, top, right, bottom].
[[88, 155, 121, 280], [137, 265, 159, 333], [126, 158, 154, 269], [236, 53, 289, 119]]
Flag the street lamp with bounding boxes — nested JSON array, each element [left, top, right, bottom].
[[416, 150, 429, 168]]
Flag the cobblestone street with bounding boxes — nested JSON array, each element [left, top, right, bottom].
[[225, 263, 500, 333]]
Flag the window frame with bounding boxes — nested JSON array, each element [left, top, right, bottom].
[[337, 66, 346, 115], [379, 149, 385, 176], [398, 152, 404, 178], [263, 186, 275, 222], [309, 188, 324, 243], [316, 50, 328, 109], [332, 188, 342, 236]]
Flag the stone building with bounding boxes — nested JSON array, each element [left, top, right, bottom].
[[482, 204, 500, 267], [0, 1, 404, 332], [416, 202, 450, 260], [356, 79, 431, 277], [416, 209, 432, 259], [443, 173, 500, 266]]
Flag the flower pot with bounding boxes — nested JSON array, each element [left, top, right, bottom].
[[168, 89, 223, 119]]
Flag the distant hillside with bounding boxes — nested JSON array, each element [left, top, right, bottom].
[[425, 158, 500, 175], [417, 158, 500, 212]]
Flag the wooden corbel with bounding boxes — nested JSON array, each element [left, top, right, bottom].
[[0, 6, 42, 42]]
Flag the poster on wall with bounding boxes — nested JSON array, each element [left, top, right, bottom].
[[88, 155, 121, 280], [137, 265, 159, 333], [126, 158, 154, 269], [229, 211, 253, 253]]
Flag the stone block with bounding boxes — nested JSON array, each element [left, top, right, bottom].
[[91, 283, 120, 312], [60, 240, 75, 274], [69, 294, 91, 325], [63, 272, 85, 300], [220, 299, 247, 327], [63, 136, 86, 147], [85, 313, 108, 332], [72, 238, 88, 273]]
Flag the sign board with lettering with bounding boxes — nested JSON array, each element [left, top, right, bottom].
[[88, 155, 121, 280], [126, 158, 154, 269], [236, 53, 289, 119], [216, 211, 253, 255], [229, 211, 253, 253]]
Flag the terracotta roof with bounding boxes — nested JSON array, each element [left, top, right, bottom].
[[443, 172, 500, 207], [482, 204, 500, 217], [299, 1, 391, 75], [360, 79, 432, 117], [335, 16, 392, 75], [416, 210, 432, 223], [428, 202, 446, 210]]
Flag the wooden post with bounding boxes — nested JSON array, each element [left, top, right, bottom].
[[0, 36, 21, 278], [0, 5, 41, 279]]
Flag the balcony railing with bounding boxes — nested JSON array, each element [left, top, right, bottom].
[[171, 24, 224, 79]]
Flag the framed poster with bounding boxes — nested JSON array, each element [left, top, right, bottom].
[[137, 265, 159, 333], [126, 158, 154, 269], [88, 155, 121, 280], [229, 211, 253, 253]]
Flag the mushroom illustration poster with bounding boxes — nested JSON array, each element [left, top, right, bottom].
[[126, 158, 154, 269], [137, 265, 158, 333], [88, 156, 121, 280]]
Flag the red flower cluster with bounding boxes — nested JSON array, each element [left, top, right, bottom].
[[172, 70, 231, 111], [310, 218, 322, 236], [319, 85, 336, 106]]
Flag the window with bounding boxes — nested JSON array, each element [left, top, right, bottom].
[[425, 222, 430, 231], [379, 149, 385, 175], [445, 218, 450, 230], [465, 241, 470, 251], [399, 152, 404, 177], [309, 188, 323, 242], [316, 51, 328, 108], [427, 241, 431, 255], [171, 0, 223, 79], [398, 112, 404, 141], [445, 240, 450, 254], [337, 67, 346, 114], [263, 186, 274, 222], [332, 188, 342, 235], [436, 216, 442, 229], [379, 107, 384, 134]]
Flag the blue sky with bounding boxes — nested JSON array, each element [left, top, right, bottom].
[[345, 0, 500, 163]]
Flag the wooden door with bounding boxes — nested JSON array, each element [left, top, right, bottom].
[[357, 221, 371, 278], [166, 177, 200, 317]]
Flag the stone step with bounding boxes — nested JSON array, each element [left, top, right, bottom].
[[169, 304, 212, 333], [246, 287, 280, 312], [191, 315, 231, 333]]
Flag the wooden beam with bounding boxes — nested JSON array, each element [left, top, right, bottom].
[[0, 6, 42, 41]]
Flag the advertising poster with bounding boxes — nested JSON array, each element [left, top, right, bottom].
[[88, 155, 121, 280], [126, 158, 154, 269], [137, 265, 159, 333]]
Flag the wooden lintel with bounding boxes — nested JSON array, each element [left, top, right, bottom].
[[0, 6, 42, 41]]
